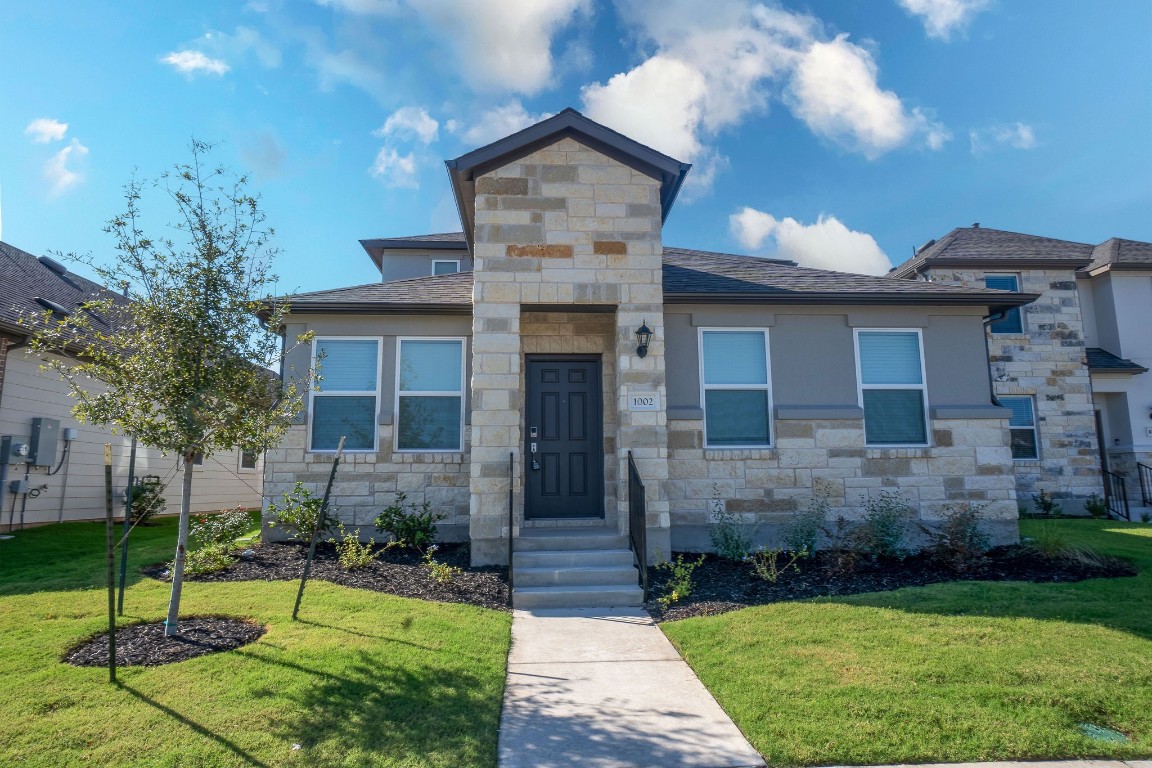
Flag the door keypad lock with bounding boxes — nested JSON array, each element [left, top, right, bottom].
[[530, 434, 541, 470]]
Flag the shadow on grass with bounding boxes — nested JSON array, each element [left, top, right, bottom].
[[258, 649, 502, 767], [119, 683, 272, 768]]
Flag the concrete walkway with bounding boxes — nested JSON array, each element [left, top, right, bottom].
[[498, 608, 765, 768]]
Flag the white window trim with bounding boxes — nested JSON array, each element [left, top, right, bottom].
[[394, 336, 467, 453], [853, 328, 931, 448], [432, 259, 461, 276], [985, 273, 1024, 333], [238, 449, 259, 473], [1001, 395, 1040, 461], [308, 336, 383, 453], [698, 327, 774, 449]]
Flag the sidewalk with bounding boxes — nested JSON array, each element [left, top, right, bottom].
[[497, 607, 765, 768]]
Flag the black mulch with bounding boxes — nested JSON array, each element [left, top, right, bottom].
[[646, 546, 1137, 622], [64, 617, 265, 667], [143, 541, 510, 612]]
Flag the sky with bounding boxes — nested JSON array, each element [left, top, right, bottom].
[[3, 0, 1150, 294]]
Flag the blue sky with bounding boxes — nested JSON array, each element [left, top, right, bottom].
[[4, 0, 1150, 292]]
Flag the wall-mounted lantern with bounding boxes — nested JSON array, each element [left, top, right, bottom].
[[635, 320, 653, 359]]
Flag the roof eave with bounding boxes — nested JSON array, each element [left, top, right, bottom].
[[663, 291, 1039, 312], [906, 257, 1092, 271], [282, 302, 472, 316]]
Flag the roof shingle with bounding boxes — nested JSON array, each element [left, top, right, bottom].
[[889, 226, 1096, 277], [0, 241, 124, 337]]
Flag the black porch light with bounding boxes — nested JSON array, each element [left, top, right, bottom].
[[635, 320, 653, 359]]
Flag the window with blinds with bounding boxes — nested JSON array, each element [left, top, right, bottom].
[[396, 338, 465, 451], [1000, 396, 1039, 459], [699, 329, 772, 447], [310, 338, 380, 451], [985, 274, 1023, 333], [855, 330, 928, 445]]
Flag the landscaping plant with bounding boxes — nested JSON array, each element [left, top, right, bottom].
[[854, 491, 912, 559], [179, 507, 254, 576], [329, 522, 379, 570], [709, 507, 754, 561], [920, 503, 992, 571], [375, 491, 445, 550], [747, 546, 806, 583], [422, 544, 462, 584], [781, 498, 828, 554], [267, 482, 335, 540], [1031, 489, 1063, 516], [126, 476, 166, 525], [1084, 493, 1108, 519], [655, 553, 706, 609]]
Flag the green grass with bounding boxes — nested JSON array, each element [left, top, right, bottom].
[[662, 519, 1152, 767], [0, 517, 511, 767]]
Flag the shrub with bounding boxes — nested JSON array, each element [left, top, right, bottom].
[[329, 523, 378, 570], [267, 482, 334, 540], [852, 491, 912, 560], [922, 503, 991, 571], [747, 546, 806, 583], [127, 476, 166, 524], [182, 543, 235, 576], [655, 553, 706, 609], [422, 544, 461, 584], [709, 507, 753, 561], [374, 492, 445, 550], [1083, 494, 1108, 519], [1031, 489, 1062, 517], [782, 498, 828, 554], [1142, 511, 1151, 524], [191, 507, 252, 549]]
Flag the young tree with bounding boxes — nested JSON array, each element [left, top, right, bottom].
[[30, 141, 313, 635]]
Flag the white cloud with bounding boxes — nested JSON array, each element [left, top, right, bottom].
[[969, 121, 1036, 155], [898, 0, 991, 40], [729, 207, 892, 275], [786, 35, 947, 159], [315, 0, 400, 14], [375, 106, 439, 145], [160, 50, 231, 76], [409, 0, 589, 94], [447, 101, 554, 146], [370, 146, 418, 188], [25, 118, 69, 143], [45, 138, 89, 196]]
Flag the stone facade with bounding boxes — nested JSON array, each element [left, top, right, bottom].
[[667, 416, 1019, 549], [467, 136, 670, 564], [926, 268, 1103, 504]]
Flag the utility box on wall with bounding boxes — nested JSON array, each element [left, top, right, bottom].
[[29, 418, 61, 467]]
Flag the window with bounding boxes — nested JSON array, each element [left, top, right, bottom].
[[396, 338, 465, 451], [985, 274, 1023, 333], [310, 338, 380, 451], [239, 449, 258, 471], [855, 330, 929, 445], [1001, 396, 1039, 460], [192, 452, 204, 466], [700, 329, 772, 447], [432, 260, 460, 276]]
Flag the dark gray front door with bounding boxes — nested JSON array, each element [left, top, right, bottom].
[[525, 356, 604, 519]]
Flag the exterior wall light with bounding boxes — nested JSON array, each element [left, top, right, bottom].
[[635, 320, 653, 359]]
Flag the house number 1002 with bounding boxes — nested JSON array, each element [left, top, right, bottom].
[[630, 394, 659, 411]]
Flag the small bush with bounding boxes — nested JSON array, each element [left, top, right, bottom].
[[375, 492, 445, 550], [656, 553, 706, 609], [1083, 494, 1108, 519], [329, 523, 378, 570], [267, 482, 334, 540], [422, 544, 461, 584], [191, 507, 252, 549], [1031, 489, 1063, 517], [922, 503, 991, 571], [851, 491, 912, 560], [782, 498, 828, 554], [709, 508, 753, 561], [1142, 511, 1151, 524], [747, 546, 806, 583], [127, 476, 166, 524], [182, 543, 235, 576]]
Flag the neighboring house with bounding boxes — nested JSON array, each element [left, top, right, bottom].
[[0, 241, 264, 530], [889, 225, 1152, 513], [266, 109, 1034, 607]]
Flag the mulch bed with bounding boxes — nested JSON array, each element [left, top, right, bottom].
[[63, 617, 265, 667], [143, 541, 511, 612], [647, 545, 1137, 622]]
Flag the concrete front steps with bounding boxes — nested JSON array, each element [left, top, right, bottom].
[[511, 527, 644, 610]]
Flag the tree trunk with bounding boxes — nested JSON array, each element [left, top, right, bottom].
[[164, 457, 195, 636]]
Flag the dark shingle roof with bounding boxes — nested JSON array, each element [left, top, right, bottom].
[[889, 226, 1095, 278], [281, 245, 1035, 314], [0, 241, 123, 337], [1083, 237, 1152, 273], [1086, 347, 1148, 374]]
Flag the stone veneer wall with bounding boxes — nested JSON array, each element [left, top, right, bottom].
[[667, 416, 1020, 549], [263, 423, 471, 541], [468, 136, 670, 565], [928, 268, 1103, 503]]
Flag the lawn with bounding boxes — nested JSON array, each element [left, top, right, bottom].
[[0, 517, 511, 768], [662, 519, 1152, 767]]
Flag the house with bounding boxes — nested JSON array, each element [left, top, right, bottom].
[[0, 241, 264, 530], [266, 109, 1035, 606], [889, 225, 1152, 516]]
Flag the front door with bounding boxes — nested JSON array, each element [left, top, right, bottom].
[[525, 356, 604, 519]]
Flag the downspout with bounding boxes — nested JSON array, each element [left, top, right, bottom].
[[982, 312, 1005, 408]]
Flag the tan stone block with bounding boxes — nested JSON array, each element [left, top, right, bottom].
[[506, 243, 573, 258], [593, 240, 628, 255], [475, 177, 528, 195]]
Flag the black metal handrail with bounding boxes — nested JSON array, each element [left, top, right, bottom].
[[1102, 468, 1130, 522], [1138, 462, 1152, 508], [508, 451, 514, 605], [627, 451, 649, 601]]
